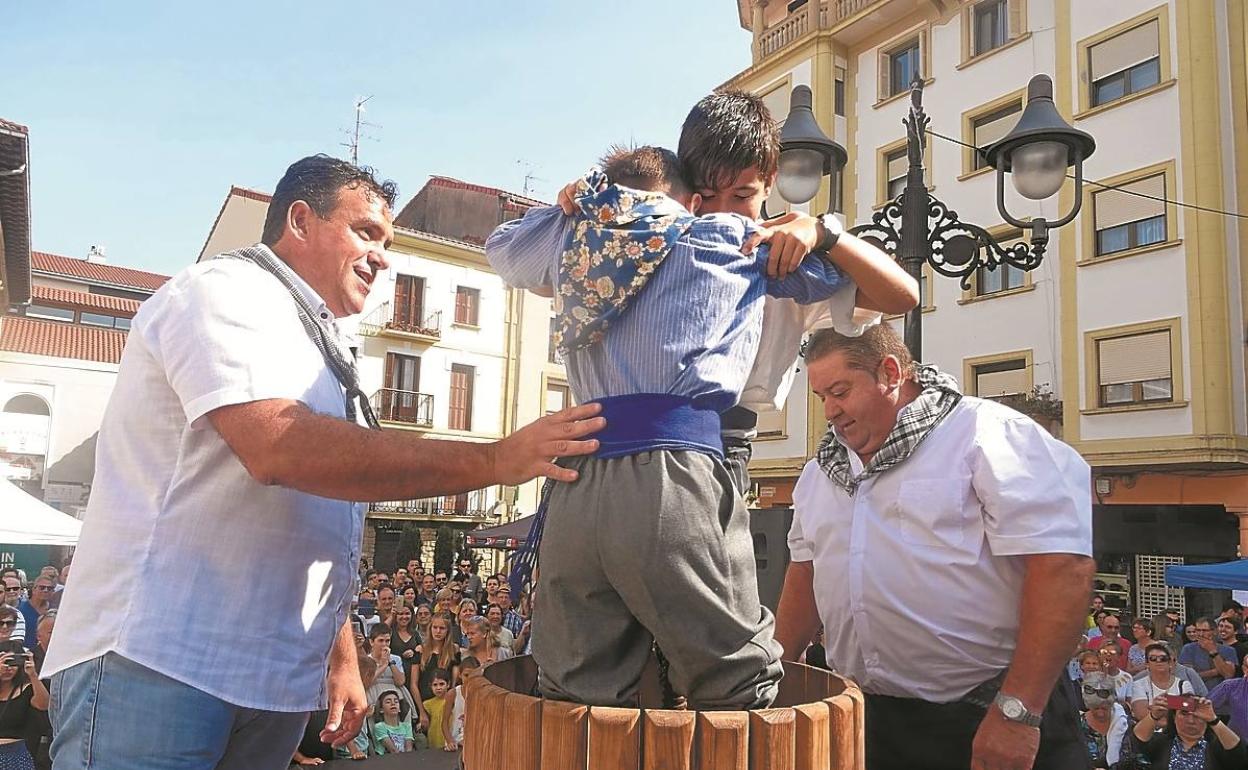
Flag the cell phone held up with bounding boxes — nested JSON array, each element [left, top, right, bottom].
[[1166, 694, 1197, 712]]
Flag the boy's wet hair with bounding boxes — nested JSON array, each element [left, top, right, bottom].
[[678, 90, 780, 194], [599, 144, 690, 200]]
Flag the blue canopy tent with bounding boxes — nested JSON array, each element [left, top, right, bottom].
[[1166, 560, 1248, 591]]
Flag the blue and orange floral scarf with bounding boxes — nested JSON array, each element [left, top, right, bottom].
[[553, 169, 695, 355]]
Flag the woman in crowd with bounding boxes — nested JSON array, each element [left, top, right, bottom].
[[390, 605, 421, 683], [1154, 611, 1182, 657], [0, 641, 48, 770], [1077, 649, 1105, 679], [455, 599, 478, 648], [413, 613, 461, 731], [434, 588, 456, 616], [1079, 671, 1129, 770], [414, 603, 433, 642], [1127, 616, 1158, 675], [484, 604, 514, 652], [401, 585, 418, 610], [461, 615, 513, 667], [1132, 695, 1248, 768], [1130, 642, 1196, 720]]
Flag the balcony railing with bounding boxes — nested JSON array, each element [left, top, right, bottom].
[[370, 489, 495, 520], [358, 302, 442, 340], [755, 0, 885, 61], [371, 388, 434, 428]]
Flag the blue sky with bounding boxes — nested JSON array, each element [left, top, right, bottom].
[[4, 2, 751, 275]]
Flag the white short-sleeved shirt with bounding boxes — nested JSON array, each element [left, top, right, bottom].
[[43, 257, 366, 712], [789, 397, 1092, 703], [1129, 674, 1193, 705]]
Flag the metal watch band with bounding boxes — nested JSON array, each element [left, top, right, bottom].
[[993, 693, 1043, 727]]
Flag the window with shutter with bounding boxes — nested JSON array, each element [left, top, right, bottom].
[[1093, 173, 1166, 256], [449, 364, 475, 431], [886, 149, 908, 200], [888, 41, 921, 98], [972, 358, 1028, 398], [393, 275, 425, 329], [455, 287, 480, 326], [1089, 20, 1161, 107], [972, 101, 1022, 170], [1096, 330, 1172, 406]]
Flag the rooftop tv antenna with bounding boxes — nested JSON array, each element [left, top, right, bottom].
[[341, 96, 381, 164], [516, 159, 546, 197]]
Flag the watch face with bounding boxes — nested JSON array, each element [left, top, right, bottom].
[[1001, 699, 1024, 719]]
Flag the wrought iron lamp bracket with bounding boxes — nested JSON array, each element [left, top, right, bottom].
[[848, 192, 1048, 290]]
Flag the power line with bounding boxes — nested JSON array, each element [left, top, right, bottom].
[[926, 129, 1248, 221]]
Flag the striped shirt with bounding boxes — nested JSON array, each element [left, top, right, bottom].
[[486, 205, 848, 412]]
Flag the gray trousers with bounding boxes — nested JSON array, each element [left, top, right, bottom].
[[532, 450, 782, 710]]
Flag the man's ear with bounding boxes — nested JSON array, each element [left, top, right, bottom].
[[879, 355, 904, 390], [689, 192, 703, 214], [286, 200, 315, 243]]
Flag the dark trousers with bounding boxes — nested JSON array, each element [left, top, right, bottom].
[[864, 677, 1090, 770]]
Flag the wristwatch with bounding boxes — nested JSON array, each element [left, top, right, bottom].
[[815, 213, 843, 253], [993, 693, 1043, 727], [1209, 717, 1223, 727]]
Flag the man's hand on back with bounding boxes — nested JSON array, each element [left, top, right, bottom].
[[491, 403, 605, 484]]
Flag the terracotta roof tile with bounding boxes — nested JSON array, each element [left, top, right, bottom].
[[230, 185, 272, 203], [427, 176, 548, 207], [30, 285, 141, 315], [0, 316, 127, 364], [0, 119, 28, 135], [31, 251, 169, 292]]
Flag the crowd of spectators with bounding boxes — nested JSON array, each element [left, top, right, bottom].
[[0, 563, 65, 770], [1065, 596, 1248, 768], [289, 555, 531, 765]]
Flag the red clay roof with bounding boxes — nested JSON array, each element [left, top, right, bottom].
[[31, 251, 169, 292], [30, 285, 141, 316], [230, 185, 272, 203], [0, 316, 127, 364], [427, 176, 548, 207]]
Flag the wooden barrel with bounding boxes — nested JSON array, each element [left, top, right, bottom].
[[464, 654, 864, 769]]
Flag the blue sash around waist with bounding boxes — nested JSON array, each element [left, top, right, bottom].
[[593, 394, 724, 460]]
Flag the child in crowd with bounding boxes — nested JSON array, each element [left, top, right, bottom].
[[446, 656, 481, 753], [423, 669, 455, 751], [372, 689, 415, 755]]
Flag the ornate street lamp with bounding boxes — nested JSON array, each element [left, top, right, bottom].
[[776, 74, 1095, 361]]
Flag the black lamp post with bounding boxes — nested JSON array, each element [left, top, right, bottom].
[[777, 75, 1096, 361]]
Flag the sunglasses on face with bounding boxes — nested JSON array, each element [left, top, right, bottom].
[[1148, 656, 1171, 662], [1083, 685, 1114, 698], [0, 621, 14, 628]]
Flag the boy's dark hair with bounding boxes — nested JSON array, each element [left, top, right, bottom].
[[678, 90, 780, 194], [461, 656, 482, 671], [261, 154, 398, 246], [376, 688, 409, 720], [430, 668, 453, 684], [599, 145, 690, 200], [369, 622, 392, 641]]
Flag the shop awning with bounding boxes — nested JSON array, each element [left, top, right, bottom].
[[465, 516, 535, 550], [1166, 560, 1248, 591], [0, 478, 81, 545]]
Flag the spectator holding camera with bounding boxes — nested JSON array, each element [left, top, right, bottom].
[[1130, 642, 1197, 720], [0, 642, 48, 770], [1132, 694, 1248, 768]]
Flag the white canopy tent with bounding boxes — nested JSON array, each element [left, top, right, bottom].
[[0, 478, 82, 545]]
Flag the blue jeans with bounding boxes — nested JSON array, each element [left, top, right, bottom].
[[50, 653, 309, 770]]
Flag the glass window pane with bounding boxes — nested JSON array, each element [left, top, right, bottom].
[[26, 305, 74, 322], [1097, 225, 1130, 255], [79, 312, 115, 327], [1093, 75, 1126, 106], [977, 266, 1004, 295], [1102, 383, 1135, 405], [888, 176, 906, 199], [1128, 57, 1161, 93], [974, 0, 1007, 55], [1004, 264, 1025, 290], [1141, 378, 1172, 401], [114, 317, 131, 330], [1134, 215, 1166, 247], [891, 44, 920, 96]]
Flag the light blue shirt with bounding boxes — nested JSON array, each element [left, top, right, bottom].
[[486, 205, 848, 412]]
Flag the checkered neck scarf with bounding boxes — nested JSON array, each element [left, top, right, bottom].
[[815, 364, 962, 495]]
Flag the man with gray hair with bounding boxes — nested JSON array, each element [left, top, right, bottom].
[[775, 324, 1094, 770]]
